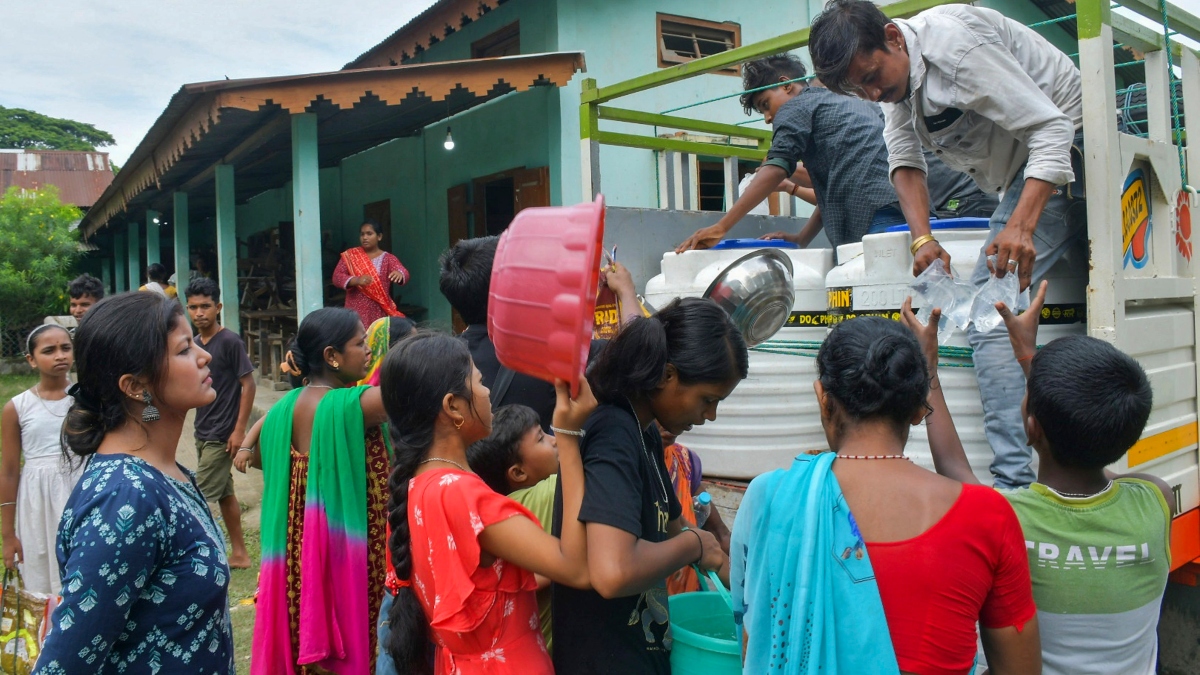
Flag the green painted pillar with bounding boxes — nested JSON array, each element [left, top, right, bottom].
[[291, 113, 323, 320], [146, 210, 161, 268], [173, 193, 189, 304], [127, 221, 140, 290], [215, 164, 240, 335], [114, 232, 128, 292]]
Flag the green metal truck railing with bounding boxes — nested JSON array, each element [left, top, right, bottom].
[[579, 0, 966, 196], [579, 0, 1200, 201]]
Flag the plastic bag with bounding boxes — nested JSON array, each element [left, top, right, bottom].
[[739, 174, 771, 216], [593, 282, 651, 340], [909, 259, 975, 344], [0, 569, 48, 675], [969, 256, 1022, 333]]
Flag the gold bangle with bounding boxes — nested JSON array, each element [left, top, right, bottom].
[[909, 234, 938, 256]]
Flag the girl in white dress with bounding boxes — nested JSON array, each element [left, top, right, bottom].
[[0, 324, 83, 595]]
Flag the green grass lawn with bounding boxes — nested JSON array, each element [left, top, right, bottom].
[[224, 522, 260, 674], [0, 373, 37, 413]]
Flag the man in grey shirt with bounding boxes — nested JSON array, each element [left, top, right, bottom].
[[810, 0, 1085, 489], [677, 54, 993, 251]]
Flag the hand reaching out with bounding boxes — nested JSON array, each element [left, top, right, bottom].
[[599, 262, 635, 298], [760, 231, 802, 245], [388, 270, 405, 284], [986, 225, 1037, 291], [900, 296, 940, 377], [997, 279, 1048, 364], [913, 240, 952, 279], [552, 377, 598, 433], [675, 225, 727, 254]]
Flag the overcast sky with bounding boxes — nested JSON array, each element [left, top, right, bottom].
[[4, 0, 1200, 166], [0, 0, 428, 165]]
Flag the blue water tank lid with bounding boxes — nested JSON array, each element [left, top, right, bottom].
[[884, 217, 991, 233], [711, 238, 799, 249]]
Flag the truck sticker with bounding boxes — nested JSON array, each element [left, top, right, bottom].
[[827, 286, 1083, 327], [826, 287, 901, 324], [1176, 191, 1192, 262], [786, 311, 836, 327], [827, 287, 852, 312], [1037, 303, 1086, 325], [1122, 168, 1152, 269]]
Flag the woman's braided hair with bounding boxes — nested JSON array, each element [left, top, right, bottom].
[[378, 332, 475, 673]]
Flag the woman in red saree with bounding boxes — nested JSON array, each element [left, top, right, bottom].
[[333, 221, 410, 328]]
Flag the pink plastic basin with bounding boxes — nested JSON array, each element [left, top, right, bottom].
[[488, 195, 606, 395]]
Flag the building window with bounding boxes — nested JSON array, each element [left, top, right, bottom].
[[697, 161, 726, 211], [657, 13, 741, 73], [472, 21, 520, 58]]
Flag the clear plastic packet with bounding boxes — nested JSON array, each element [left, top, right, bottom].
[[908, 259, 975, 344], [970, 256, 1021, 333]]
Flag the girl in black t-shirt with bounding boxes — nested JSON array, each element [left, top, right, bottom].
[[552, 297, 747, 675]]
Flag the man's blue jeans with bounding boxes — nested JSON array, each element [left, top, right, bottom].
[[967, 162, 1086, 488]]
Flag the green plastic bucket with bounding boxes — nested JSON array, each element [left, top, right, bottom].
[[668, 591, 741, 675]]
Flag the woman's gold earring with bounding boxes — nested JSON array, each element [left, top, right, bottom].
[[331, 361, 340, 370], [454, 418, 464, 430]]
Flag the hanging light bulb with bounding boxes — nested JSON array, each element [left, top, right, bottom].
[[152, 216, 161, 225], [443, 127, 455, 151]]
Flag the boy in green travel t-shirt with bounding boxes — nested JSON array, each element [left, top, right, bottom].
[[467, 404, 563, 652], [908, 281, 1171, 675]]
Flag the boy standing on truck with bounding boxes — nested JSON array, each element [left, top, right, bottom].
[[676, 53, 993, 252], [810, 0, 1086, 488], [905, 285, 1171, 675]]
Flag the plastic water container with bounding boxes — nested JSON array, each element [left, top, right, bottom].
[[488, 196, 605, 395], [645, 242, 834, 479], [826, 219, 1088, 482], [668, 591, 741, 675]]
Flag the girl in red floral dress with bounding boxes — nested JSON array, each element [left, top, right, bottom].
[[377, 333, 595, 674], [332, 221, 409, 328]]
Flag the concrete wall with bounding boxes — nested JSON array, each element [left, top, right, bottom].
[[553, 0, 824, 210], [398, 0, 819, 212], [337, 89, 554, 325]]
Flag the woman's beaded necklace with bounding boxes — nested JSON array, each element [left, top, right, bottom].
[[627, 399, 671, 505]]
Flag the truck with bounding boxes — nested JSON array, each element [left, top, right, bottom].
[[578, 0, 1200, 596]]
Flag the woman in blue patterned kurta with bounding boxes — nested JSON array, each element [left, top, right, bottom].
[[33, 292, 234, 675]]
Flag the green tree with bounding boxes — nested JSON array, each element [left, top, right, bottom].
[[0, 106, 115, 151], [0, 186, 83, 329]]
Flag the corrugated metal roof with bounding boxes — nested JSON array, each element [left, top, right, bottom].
[[0, 150, 115, 207]]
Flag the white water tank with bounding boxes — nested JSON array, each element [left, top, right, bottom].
[[825, 221, 1088, 483], [645, 240, 834, 479]]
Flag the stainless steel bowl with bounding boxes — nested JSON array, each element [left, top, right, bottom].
[[702, 249, 795, 346]]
